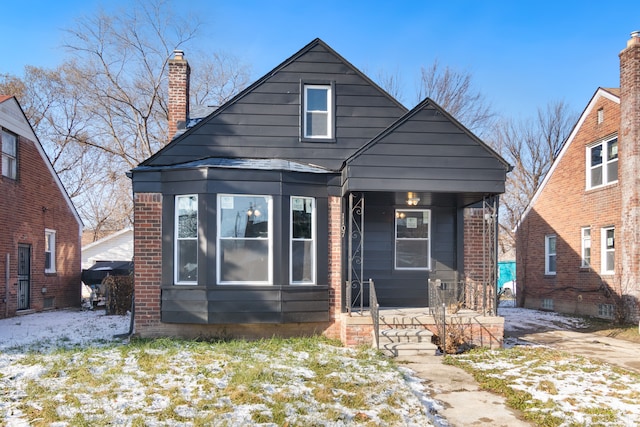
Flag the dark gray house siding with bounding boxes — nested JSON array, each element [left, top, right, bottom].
[[131, 38, 510, 329], [132, 164, 335, 324], [143, 41, 407, 170], [342, 99, 509, 199]]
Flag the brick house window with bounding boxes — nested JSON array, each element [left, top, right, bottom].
[[601, 227, 615, 274], [218, 194, 272, 284], [581, 227, 591, 268], [1, 129, 17, 179], [301, 83, 334, 140], [598, 303, 614, 319], [541, 298, 554, 310], [175, 195, 198, 284], [45, 229, 56, 273], [597, 108, 604, 124], [587, 137, 618, 189], [545, 235, 556, 275], [291, 196, 315, 284], [395, 209, 431, 270]]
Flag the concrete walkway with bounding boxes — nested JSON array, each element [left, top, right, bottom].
[[398, 354, 533, 426], [399, 327, 640, 426]]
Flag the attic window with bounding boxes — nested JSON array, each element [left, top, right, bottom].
[[597, 108, 604, 124], [302, 83, 334, 141], [1, 129, 17, 179]]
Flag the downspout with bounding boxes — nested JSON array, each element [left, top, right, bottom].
[[494, 196, 500, 316], [5, 254, 9, 318]]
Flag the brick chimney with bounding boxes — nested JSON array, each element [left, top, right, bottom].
[[619, 31, 640, 320], [168, 49, 190, 142]]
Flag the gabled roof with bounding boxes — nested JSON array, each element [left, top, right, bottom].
[[341, 97, 511, 200], [140, 38, 406, 168], [515, 87, 620, 230], [0, 96, 83, 228]]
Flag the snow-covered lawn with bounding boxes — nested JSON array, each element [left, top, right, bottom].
[[0, 309, 439, 426]]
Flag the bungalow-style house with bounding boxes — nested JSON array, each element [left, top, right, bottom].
[[516, 31, 640, 322], [0, 95, 83, 319], [130, 39, 510, 345]]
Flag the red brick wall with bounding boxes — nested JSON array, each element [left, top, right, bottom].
[[517, 94, 623, 318], [133, 193, 163, 331], [464, 207, 488, 283], [325, 195, 343, 340], [620, 34, 640, 320], [168, 52, 190, 142], [0, 133, 81, 318]]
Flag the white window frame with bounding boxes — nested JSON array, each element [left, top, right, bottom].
[[290, 196, 316, 285], [581, 227, 591, 268], [545, 235, 556, 275], [174, 195, 198, 285], [303, 84, 333, 139], [44, 229, 56, 273], [1, 129, 17, 179], [395, 209, 431, 270], [217, 194, 273, 285], [601, 226, 615, 275], [586, 137, 618, 189]]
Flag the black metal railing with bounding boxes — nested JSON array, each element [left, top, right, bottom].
[[428, 279, 497, 316], [369, 279, 379, 350]]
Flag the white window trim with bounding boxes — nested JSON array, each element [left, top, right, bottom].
[[395, 209, 431, 271], [290, 196, 316, 285], [544, 235, 556, 275], [45, 229, 56, 274], [303, 84, 333, 139], [601, 226, 615, 275], [2, 129, 17, 179], [217, 194, 273, 285], [586, 137, 618, 190], [581, 227, 591, 268], [174, 195, 198, 285]]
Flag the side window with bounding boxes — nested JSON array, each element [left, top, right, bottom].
[[291, 196, 315, 284], [587, 138, 618, 189], [175, 195, 198, 284], [218, 194, 272, 284], [581, 227, 591, 268], [1, 129, 17, 179], [45, 229, 56, 273], [302, 83, 334, 140], [545, 235, 556, 275], [601, 227, 615, 274], [395, 209, 430, 270]]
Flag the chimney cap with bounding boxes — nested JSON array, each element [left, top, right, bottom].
[[173, 49, 185, 60]]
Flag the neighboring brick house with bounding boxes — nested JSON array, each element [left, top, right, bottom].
[[0, 96, 83, 319], [516, 32, 640, 322], [129, 39, 510, 343]]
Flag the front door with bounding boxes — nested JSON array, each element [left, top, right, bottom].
[[17, 245, 31, 310]]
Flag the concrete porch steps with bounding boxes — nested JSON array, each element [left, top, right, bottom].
[[376, 327, 439, 357]]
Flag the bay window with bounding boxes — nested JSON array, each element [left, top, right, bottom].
[[218, 194, 272, 284], [175, 195, 198, 284], [291, 196, 315, 284]]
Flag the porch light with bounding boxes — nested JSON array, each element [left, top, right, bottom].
[[247, 203, 261, 217], [406, 192, 420, 206], [395, 211, 406, 219]]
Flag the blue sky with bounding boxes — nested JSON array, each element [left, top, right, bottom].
[[2, 1, 638, 120]]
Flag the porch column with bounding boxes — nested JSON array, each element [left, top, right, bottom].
[[324, 195, 343, 340]]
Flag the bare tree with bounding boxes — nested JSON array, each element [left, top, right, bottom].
[[2, 0, 250, 239], [492, 100, 578, 257], [417, 60, 496, 135]]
